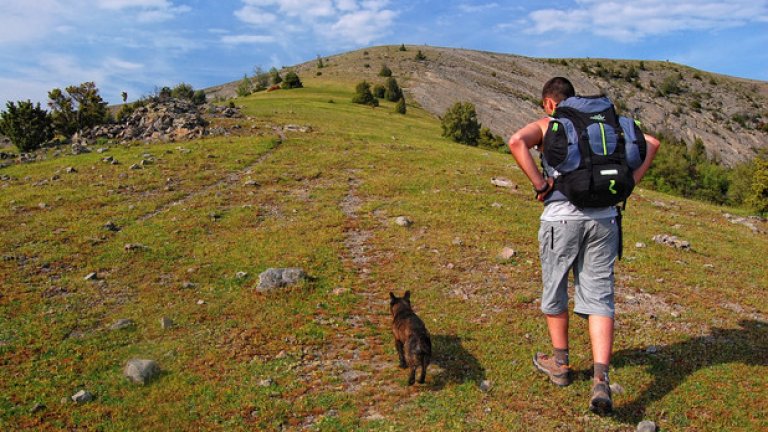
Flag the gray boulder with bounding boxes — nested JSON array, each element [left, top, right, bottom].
[[124, 359, 161, 385], [71, 390, 93, 403], [637, 420, 657, 432], [257, 268, 307, 292]]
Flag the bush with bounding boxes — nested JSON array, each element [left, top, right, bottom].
[[395, 97, 406, 114], [415, 50, 427, 61], [373, 84, 386, 99], [398, 44, 407, 52], [0, 100, 53, 152], [270, 67, 282, 85], [192, 90, 207, 105], [477, 127, 506, 152], [282, 72, 303, 89], [378, 64, 392, 77], [352, 81, 378, 107], [746, 155, 768, 214], [384, 77, 402, 102], [441, 101, 480, 146], [237, 74, 253, 97], [171, 83, 195, 100], [48, 82, 108, 136]]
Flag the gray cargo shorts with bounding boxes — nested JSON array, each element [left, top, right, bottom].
[[538, 217, 619, 318]]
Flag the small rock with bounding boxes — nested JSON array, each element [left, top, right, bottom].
[[197, 299, 205, 305], [102, 156, 114, 163], [30, 403, 46, 413], [491, 202, 503, 208], [646, 345, 659, 354], [452, 237, 464, 246], [159, 317, 174, 329], [332, 287, 349, 295], [498, 247, 517, 260], [129, 163, 142, 170], [652, 234, 691, 250], [480, 380, 492, 392], [104, 221, 121, 232], [65, 167, 77, 173], [71, 390, 93, 403], [84, 272, 98, 281], [181, 281, 197, 289], [140, 159, 152, 166], [491, 177, 516, 189], [244, 180, 259, 187], [97, 148, 109, 153], [124, 359, 161, 385], [637, 420, 658, 432], [38, 202, 47, 209], [236, 271, 248, 279], [257, 268, 307, 292], [395, 216, 413, 227], [110, 319, 135, 330], [635, 242, 646, 248], [124, 243, 147, 251], [610, 383, 625, 395], [258, 378, 274, 387]]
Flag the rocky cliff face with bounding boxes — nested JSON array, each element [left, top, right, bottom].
[[286, 46, 768, 167]]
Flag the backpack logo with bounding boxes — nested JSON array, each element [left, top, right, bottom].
[[609, 180, 618, 195], [590, 114, 606, 122]]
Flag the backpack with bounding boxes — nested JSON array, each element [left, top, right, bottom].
[[541, 95, 647, 208]]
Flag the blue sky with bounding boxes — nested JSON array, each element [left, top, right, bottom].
[[2, 0, 767, 106]]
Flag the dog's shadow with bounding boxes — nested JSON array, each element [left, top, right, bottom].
[[428, 334, 486, 390], [611, 319, 768, 424]]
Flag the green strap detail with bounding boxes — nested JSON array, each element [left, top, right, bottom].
[[599, 122, 607, 155], [609, 179, 618, 195], [552, 123, 559, 132], [634, 119, 642, 127]]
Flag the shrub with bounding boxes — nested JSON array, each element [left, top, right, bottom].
[[477, 127, 506, 152], [398, 44, 407, 52], [48, 82, 108, 136], [352, 81, 378, 107], [378, 64, 392, 77], [317, 55, 324, 68], [415, 50, 427, 61], [384, 77, 402, 102], [395, 97, 406, 114], [237, 74, 253, 97], [270, 67, 282, 85], [373, 84, 386, 99], [282, 72, 303, 89], [171, 82, 195, 100], [0, 100, 53, 152], [192, 90, 207, 105], [441, 101, 480, 146], [253, 66, 270, 91], [746, 154, 768, 214]]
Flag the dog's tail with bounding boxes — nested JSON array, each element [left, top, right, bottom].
[[415, 335, 432, 360]]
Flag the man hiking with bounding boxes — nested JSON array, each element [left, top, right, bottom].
[[507, 77, 660, 413]]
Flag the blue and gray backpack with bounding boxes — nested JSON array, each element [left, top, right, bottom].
[[542, 95, 647, 208]]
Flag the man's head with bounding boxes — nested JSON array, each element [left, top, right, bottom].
[[541, 77, 575, 115]]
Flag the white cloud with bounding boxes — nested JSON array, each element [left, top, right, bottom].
[[523, 0, 768, 42], [233, 0, 398, 46], [221, 34, 276, 44], [458, 3, 498, 13]]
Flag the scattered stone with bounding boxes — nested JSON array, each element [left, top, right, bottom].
[[84, 272, 98, 281], [395, 216, 413, 227], [30, 402, 46, 414], [635, 242, 647, 248], [257, 268, 307, 292], [491, 177, 517, 189], [646, 345, 659, 354], [129, 163, 142, 170], [498, 247, 517, 260], [197, 299, 205, 305], [102, 156, 114, 163], [452, 237, 464, 246], [124, 359, 161, 385], [480, 380, 492, 392], [159, 317, 174, 329], [181, 281, 197, 289], [235, 271, 248, 279], [38, 202, 47, 209], [332, 287, 350, 295], [124, 243, 147, 251], [110, 319, 135, 330], [97, 148, 109, 153], [104, 221, 121, 232], [652, 234, 691, 250], [71, 390, 93, 403], [65, 166, 77, 173], [243, 180, 259, 187], [258, 378, 274, 387], [491, 202, 503, 208], [140, 159, 152, 166], [637, 420, 658, 432], [723, 213, 766, 234], [610, 383, 625, 395]]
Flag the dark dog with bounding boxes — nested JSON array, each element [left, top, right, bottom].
[[389, 290, 431, 385]]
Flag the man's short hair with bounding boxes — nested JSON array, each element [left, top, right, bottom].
[[542, 77, 575, 102]]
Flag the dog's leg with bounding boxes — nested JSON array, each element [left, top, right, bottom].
[[408, 365, 416, 385], [418, 357, 428, 384], [395, 340, 407, 368]]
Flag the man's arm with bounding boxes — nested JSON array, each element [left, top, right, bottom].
[[508, 118, 552, 201], [632, 133, 661, 184]]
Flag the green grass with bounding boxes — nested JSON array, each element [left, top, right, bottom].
[[1, 77, 766, 431]]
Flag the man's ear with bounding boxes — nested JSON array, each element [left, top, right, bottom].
[[542, 97, 558, 116]]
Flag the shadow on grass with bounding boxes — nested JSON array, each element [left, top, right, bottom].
[[611, 319, 768, 424], [428, 334, 485, 391]]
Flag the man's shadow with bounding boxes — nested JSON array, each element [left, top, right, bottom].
[[429, 334, 486, 390], [610, 319, 767, 424]]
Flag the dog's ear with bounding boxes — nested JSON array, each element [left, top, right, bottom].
[[389, 292, 397, 303], [404, 290, 411, 301]]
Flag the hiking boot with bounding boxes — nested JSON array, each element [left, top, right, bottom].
[[532, 352, 572, 386], [589, 379, 613, 414]]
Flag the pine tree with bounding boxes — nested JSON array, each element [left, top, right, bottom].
[[237, 74, 253, 97], [378, 64, 392, 77], [351, 81, 379, 107], [0, 100, 53, 152], [399, 44, 407, 52], [395, 97, 406, 114], [441, 101, 480, 146], [282, 72, 303, 89], [384, 77, 402, 102]]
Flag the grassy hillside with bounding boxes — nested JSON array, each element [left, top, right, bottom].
[[1, 76, 766, 431]]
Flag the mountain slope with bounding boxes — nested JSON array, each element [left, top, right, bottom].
[[279, 45, 768, 167], [1, 75, 766, 431]]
